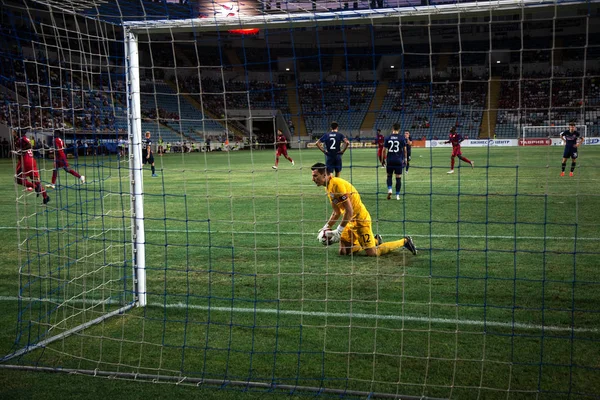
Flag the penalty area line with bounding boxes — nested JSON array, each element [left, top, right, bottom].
[[0, 295, 597, 334], [156, 302, 600, 334]]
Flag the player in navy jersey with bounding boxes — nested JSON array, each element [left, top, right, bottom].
[[143, 131, 158, 177], [560, 122, 583, 177], [382, 123, 407, 200], [272, 129, 294, 169], [404, 130, 413, 173], [13, 130, 50, 205], [445, 127, 473, 174], [316, 122, 350, 177], [46, 130, 84, 189]]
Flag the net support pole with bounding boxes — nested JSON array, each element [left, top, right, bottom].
[[125, 29, 147, 307], [0, 303, 135, 362]]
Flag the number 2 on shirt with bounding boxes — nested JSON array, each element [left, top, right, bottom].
[[329, 138, 337, 150]]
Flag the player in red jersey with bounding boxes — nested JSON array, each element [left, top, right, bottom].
[[404, 130, 413, 174], [272, 129, 294, 170], [444, 127, 474, 174], [46, 130, 85, 189], [13, 130, 50, 205], [376, 129, 385, 168]]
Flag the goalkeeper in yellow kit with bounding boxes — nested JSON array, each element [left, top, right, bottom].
[[311, 162, 417, 257]]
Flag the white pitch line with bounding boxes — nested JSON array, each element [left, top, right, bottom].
[[0, 226, 598, 241], [0, 296, 597, 334]]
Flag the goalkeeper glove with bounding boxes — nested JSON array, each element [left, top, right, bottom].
[[318, 223, 330, 234], [330, 224, 345, 243], [317, 224, 330, 243]]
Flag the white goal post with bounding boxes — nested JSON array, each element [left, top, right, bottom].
[[522, 125, 587, 139]]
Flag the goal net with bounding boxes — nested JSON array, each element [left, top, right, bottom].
[[1, 0, 599, 399]]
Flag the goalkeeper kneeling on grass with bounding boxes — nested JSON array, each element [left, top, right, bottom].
[[311, 162, 417, 257]]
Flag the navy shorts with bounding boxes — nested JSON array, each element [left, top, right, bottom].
[[325, 155, 342, 174], [386, 163, 404, 175], [563, 147, 578, 159]]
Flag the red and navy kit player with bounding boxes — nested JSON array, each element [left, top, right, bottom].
[[404, 130, 413, 173], [316, 121, 350, 177], [272, 129, 294, 170], [144, 131, 158, 177], [383, 123, 407, 200], [445, 127, 474, 174], [376, 129, 385, 168], [13, 130, 50, 205], [560, 122, 583, 177], [47, 130, 84, 189]]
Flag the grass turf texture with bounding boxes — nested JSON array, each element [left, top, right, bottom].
[[1, 146, 599, 399]]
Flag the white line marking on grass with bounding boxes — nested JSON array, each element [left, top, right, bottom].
[[0, 226, 598, 242], [1, 296, 597, 334]]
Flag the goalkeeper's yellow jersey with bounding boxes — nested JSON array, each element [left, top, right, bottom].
[[325, 177, 371, 225]]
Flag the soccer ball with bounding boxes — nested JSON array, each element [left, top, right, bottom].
[[317, 229, 334, 246]]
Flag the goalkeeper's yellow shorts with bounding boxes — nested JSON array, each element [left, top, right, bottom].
[[340, 218, 376, 252]]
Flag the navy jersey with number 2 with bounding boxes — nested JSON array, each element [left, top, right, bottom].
[[319, 131, 348, 174]]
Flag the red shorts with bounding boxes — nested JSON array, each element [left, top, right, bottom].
[[451, 146, 462, 157], [16, 156, 40, 180], [377, 147, 384, 159], [55, 154, 69, 169], [276, 148, 288, 157]]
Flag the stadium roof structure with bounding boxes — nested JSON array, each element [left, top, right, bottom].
[[23, 0, 599, 26], [121, 0, 598, 33]]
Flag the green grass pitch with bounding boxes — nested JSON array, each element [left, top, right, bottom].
[[0, 145, 599, 399]]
